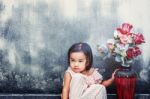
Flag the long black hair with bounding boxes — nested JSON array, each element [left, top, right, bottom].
[[67, 42, 93, 70]]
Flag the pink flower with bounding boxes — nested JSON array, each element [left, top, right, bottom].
[[118, 33, 132, 44], [133, 33, 145, 44], [117, 23, 133, 35]]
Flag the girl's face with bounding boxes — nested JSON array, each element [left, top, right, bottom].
[[70, 52, 87, 73]]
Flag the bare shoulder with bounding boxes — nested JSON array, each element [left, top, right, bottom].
[[64, 72, 72, 80], [62, 72, 71, 99], [63, 72, 72, 87]]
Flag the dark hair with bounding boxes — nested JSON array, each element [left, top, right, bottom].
[[67, 42, 93, 70]]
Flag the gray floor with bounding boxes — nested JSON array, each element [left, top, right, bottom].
[[0, 94, 149, 99]]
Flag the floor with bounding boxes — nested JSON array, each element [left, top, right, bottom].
[[0, 94, 149, 99]]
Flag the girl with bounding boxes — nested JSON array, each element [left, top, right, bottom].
[[62, 42, 116, 99]]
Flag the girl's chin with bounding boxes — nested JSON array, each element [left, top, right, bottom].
[[73, 70, 80, 73], [72, 69, 81, 73]]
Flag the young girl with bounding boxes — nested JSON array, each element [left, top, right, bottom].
[[62, 42, 116, 99]]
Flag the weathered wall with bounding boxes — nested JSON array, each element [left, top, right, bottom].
[[0, 0, 149, 94]]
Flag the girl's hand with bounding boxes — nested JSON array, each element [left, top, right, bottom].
[[111, 69, 119, 80], [102, 69, 119, 87]]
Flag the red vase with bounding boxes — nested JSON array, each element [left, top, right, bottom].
[[114, 66, 137, 99]]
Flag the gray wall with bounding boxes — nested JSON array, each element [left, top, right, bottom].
[[0, 0, 149, 94]]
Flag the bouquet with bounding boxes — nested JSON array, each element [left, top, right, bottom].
[[98, 23, 145, 67]]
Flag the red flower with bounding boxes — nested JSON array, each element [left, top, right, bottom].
[[126, 47, 142, 59], [133, 33, 145, 44], [134, 47, 142, 57], [117, 23, 133, 35], [126, 48, 134, 59]]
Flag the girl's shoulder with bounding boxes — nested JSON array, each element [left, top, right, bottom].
[[65, 67, 75, 77], [91, 68, 103, 79], [90, 67, 99, 74]]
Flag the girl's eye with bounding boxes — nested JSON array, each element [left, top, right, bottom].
[[70, 59, 75, 62], [79, 60, 83, 62]]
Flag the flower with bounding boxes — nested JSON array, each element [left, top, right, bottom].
[[126, 47, 142, 59], [133, 33, 145, 44], [117, 23, 133, 35], [98, 23, 145, 67]]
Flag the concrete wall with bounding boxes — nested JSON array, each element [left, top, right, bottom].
[[0, 0, 149, 94]]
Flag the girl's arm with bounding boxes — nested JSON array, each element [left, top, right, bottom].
[[101, 69, 118, 87], [62, 72, 72, 99], [101, 77, 114, 87]]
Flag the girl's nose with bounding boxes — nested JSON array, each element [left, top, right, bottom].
[[74, 62, 79, 67]]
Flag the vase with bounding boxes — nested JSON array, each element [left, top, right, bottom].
[[114, 66, 137, 99]]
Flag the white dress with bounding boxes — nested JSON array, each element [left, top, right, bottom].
[[65, 67, 107, 99]]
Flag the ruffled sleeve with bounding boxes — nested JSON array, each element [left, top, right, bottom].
[[85, 68, 103, 86], [92, 68, 103, 84]]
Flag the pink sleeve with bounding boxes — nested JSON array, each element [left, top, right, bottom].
[[93, 69, 103, 84]]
